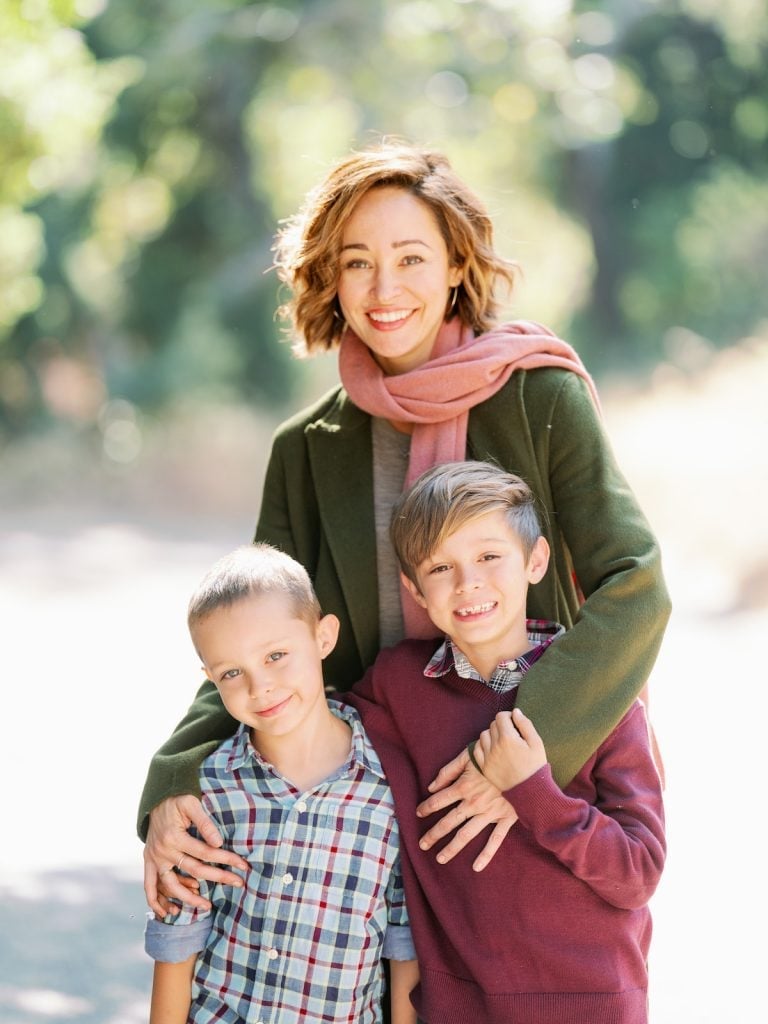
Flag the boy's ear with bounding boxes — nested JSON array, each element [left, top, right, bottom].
[[317, 613, 340, 659], [526, 536, 550, 585], [400, 571, 428, 609]]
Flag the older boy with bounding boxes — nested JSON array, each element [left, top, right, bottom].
[[345, 460, 666, 1024], [145, 544, 417, 1024]]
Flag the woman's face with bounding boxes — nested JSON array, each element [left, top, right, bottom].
[[336, 186, 462, 375]]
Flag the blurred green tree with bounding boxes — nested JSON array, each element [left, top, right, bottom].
[[1, 0, 766, 439]]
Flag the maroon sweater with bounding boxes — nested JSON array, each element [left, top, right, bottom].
[[344, 639, 666, 1024]]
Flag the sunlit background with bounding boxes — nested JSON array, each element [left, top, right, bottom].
[[1, 1, 766, 1021]]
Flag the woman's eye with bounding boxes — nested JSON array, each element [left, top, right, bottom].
[[343, 258, 370, 270], [402, 254, 423, 266]]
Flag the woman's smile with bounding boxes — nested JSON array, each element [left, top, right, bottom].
[[336, 186, 462, 375]]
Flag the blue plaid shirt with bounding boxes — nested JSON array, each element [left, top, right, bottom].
[[145, 702, 412, 1024]]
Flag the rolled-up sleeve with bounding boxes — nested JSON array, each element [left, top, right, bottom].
[[144, 914, 211, 963]]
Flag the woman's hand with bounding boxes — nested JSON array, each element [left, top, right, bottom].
[[415, 747, 518, 872], [144, 795, 249, 917]]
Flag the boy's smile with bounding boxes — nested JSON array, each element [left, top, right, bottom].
[[403, 509, 549, 680]]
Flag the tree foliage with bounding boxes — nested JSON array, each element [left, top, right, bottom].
[[1, 0, 766, 439]]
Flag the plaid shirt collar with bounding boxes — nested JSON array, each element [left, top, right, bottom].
[[424, 618, 565, 694], [226, 700, 386, 781]]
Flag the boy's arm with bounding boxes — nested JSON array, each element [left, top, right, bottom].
[[149, 956, 196, 1024], [488, 704, 666, 909], [389, 959, 419, 1024], [146, 907, 211, 1024]]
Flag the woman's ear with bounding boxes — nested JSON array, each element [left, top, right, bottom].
[[526, 536, 550, 585], [448, 264, 463, 288]]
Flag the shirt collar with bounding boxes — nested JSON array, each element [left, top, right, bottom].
[[424, 619, 565, 682], [226, 701, 386, 781]]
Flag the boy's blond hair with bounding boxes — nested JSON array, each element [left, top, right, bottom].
[[187, 543, 321, 632], [391, 461, 542, 586]]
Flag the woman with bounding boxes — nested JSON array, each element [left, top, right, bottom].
[[139, 141, 670, 914]]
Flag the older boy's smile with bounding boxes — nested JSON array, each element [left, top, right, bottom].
[[403, 509, 550, 680], [454, 600, 497, 619]]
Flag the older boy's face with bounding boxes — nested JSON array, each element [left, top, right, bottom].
[[404, 510, 549, 674], [192, 593, 338, 747]]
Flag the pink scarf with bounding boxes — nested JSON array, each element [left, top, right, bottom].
[[338, 317, 600, 637]]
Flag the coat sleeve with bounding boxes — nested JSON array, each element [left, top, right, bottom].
[[508, 703, 666, 909], [136, 680, 238, 840], [513, 371, 671, 786]]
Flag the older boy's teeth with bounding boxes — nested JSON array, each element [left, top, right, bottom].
[[369, 310, 409, 323], [456, 602, 494, 616]]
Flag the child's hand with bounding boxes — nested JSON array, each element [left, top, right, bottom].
[[476, 708, 547, 793]]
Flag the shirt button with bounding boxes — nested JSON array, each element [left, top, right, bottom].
[[296, 801, 307, 813], [282, 873, 294, 885], [267, 947, 278, 960]]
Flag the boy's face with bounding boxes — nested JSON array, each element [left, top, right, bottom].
[[192, 592, 339, 746], [403, 509, 549, 671]]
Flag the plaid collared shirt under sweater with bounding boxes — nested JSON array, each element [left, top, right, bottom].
[[145, 701, 409, 1024], [424, 618, 565, 692]]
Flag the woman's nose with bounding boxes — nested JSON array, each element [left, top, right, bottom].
[[371, 266, 400, 302]]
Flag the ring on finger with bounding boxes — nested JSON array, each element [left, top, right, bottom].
[[177, 854, 187, 873]]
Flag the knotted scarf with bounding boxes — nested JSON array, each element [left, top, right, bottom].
[[339, 316, 600, 637]]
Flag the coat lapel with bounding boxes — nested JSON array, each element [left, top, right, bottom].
[[305, 392, 380, 669]]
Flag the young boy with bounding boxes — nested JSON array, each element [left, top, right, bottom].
[[345, 460, 666, 1024], [144, 544, 418, 1024]]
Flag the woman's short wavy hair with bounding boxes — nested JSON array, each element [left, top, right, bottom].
[[272, 140, 518, 356]]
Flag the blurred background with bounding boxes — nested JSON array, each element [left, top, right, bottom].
[[1, 0, 766, 1021]]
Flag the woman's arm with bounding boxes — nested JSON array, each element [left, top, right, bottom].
[[149, 955, 196, 1024], [515, 370, 671, 785], [137, 678, 247, 914]]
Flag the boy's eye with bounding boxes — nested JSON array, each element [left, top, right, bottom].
[[429, 563, 450, 575], [266, 650, 286, 663], [221, 668, 241, 681], [480, 553, 500, 562]]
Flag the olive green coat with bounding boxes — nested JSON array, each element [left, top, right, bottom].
[[138, 368, 670, 836]]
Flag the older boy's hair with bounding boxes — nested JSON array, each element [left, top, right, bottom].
[[187, 544, 321, 631], [391, 461, 542, 585]]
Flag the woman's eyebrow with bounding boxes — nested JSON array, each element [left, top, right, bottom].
[[340, 238, 432, 251]]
